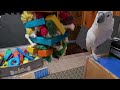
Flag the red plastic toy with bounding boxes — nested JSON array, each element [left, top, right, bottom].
[[37, 26, 48, 37]]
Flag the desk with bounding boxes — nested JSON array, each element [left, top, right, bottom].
[[85, 56, 119, 79]]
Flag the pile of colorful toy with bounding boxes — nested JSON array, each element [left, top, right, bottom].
[[0, 48, 40, 68], [20, 11, 75, 62]]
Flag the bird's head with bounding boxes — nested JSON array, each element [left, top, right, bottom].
[[97, 11, 113, 24]]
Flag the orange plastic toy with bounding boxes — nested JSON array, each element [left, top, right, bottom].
[[38, 49, 53, 57], [0, 53, 4, 57]]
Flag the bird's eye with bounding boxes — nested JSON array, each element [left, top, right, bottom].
[[107, 15, 110, 17]]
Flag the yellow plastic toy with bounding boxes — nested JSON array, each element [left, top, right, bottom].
[[34, 56, 40, 60], [45, 15, 66, 35], [0, 56, 2, 59], [23, 60, 29, 64], [26, 28, 35, 36], [21, 11, 34, 23], [27, 46, 38, 54], [1, 61, 8, 68]]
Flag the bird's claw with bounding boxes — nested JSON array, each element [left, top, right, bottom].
[[90, 53, 99, 61]]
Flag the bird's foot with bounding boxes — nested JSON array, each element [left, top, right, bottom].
[[90, 53, 99, 61]]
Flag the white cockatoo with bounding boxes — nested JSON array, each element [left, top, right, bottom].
[[86, 11, 114, 60]]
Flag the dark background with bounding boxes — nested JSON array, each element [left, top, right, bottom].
[[0, 13, 29, 48]]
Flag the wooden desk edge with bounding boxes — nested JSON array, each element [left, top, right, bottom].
[[84, 55, 119, 79]]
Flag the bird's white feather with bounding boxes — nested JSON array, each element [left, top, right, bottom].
[[86, 11, 114, 60]]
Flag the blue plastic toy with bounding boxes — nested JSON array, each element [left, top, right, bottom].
[[4, 49, 12, 61], [34, 67, 48, 79], [8, 57, 20, 67], [24, 18, 45, 28], [24, 57, 29, 60], [30, 32, 69, 46], [17, 48, 34, 60]]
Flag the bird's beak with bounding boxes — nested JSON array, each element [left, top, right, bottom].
[[97, 12, 105, 23]]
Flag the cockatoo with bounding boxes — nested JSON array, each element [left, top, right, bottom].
[[86, 11, 114, 60]]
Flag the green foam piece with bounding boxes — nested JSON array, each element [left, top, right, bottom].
[[43, 56, 51, 63], [46, 20, 57, 37], [54, 43, 67, 56], [37, 45, 49, 50]]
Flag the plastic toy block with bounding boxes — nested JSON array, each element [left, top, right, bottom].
[[17, 48, 34, 60], [43, 56, 52, 62], [46, 20, 58, 36], [45, 15, 66, 35], [13, 52, 20, 61], [23, 60, 29, 64], [26, 28, 35, 36], [34, 56, 40, 60], [54, 43, 67, 56], [0, 57, 4, 66], [13, 51, 23, 64], [38, 49, 53, 57], [34, 67, 48, 79], [8, 57, 20, 67], [1, 61, 8, 68], [21, 12, 34, 24], [29, 53, 33, 57], [13, 51, 20, 57], [24, 57, 29, 60], [37, 45, 48, 50], [24, 49, 27, 53], [4, 49, 12, 61], [23, 57, 29, 64], [30, 31, 69, 46], [8, 54, 14, 60], [20, 53, 24, 64], [24, 18, 45, 28], [38, 26, 48, 37], [0, 53, 4, 57], [27, 46, 38, 54]]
